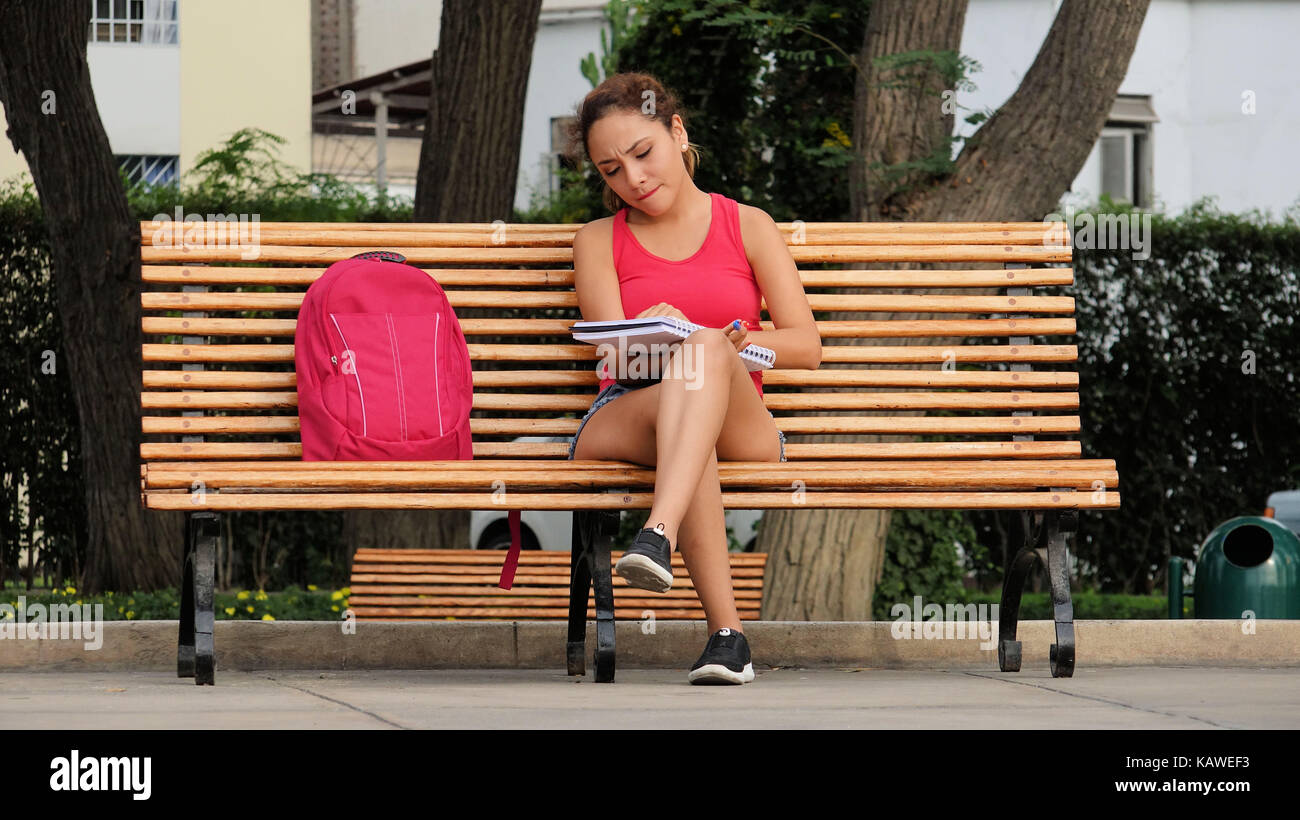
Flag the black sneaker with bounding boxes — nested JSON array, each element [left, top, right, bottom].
[[614, 523, 674, 592], [688, 627, 755, 685]]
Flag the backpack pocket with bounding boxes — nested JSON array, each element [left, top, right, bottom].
[[328, 311, 446, 442]]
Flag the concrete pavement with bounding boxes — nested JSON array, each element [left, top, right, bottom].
[[3, 666, 1297, 729]]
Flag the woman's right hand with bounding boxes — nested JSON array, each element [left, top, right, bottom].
[[635, 302, 690, 323]]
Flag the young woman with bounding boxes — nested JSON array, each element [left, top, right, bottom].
[[564, 72, 821, 684]]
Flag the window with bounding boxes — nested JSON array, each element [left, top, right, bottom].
[[1098, 95, 1157, 208], [89, 0, 178, 44], [117, 154, 179, 187], [549, 115, 577, 195]]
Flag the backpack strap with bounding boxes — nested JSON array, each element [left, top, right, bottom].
[[496, 509, 523, 589]]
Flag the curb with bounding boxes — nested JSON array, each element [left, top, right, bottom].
[[3, 619, 1298, 672]]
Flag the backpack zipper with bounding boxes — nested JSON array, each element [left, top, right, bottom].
[[329, 312, 367, 436], [433, 311, 444, 437]]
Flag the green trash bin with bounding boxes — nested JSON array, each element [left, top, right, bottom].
[[1169, 516, 1300, 619]]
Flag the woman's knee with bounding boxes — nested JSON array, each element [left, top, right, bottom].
[[677, 328, 737, 385]]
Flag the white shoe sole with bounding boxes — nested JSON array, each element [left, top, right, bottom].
[[688, 662, 755, 685], [614, 554, 673, 592]]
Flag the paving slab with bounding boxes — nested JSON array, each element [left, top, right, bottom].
[[3, 666, 1296, 730]]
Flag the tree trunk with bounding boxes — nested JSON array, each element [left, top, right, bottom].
[[760, 0, 1150, 619], [414, 0, 543, 221], [0, 0, 183, 592], [347, 0, 541, 555]]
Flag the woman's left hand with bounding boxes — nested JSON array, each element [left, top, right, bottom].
[[724, 319, 750, 352]]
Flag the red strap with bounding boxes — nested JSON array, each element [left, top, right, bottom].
[[497, 509, 522, 589]]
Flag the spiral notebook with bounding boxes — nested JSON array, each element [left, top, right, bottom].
[[570, 316, 776, 372]]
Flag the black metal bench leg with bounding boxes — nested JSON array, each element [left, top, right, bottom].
[[181, 511, 218, 685], [997, 510, 1040, 673], [588, 510, 619, 683], [177, 514, 197, 678], [1046, 510, 1077, 678], [566, 510, 594, 676]]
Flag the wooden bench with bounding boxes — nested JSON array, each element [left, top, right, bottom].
[[347, 548, 767, 620], [137, 218, 1119, 685]]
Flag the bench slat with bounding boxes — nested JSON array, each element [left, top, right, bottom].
[[141, 265, 1074, 288], [142, 489, 1120, 511], [140, 225, 1063, 247], [152, 476, 1115, 491], [141, 414, 1082, 435], [141, 290, 1074, 313], [352, 548, 767, 565], [140, 244, 1072, 264], [349, 608, 757, 620], [151, 458, 1116, 473], [141, 367, 1079, 389], [141, 342, 1079, 363], [141, 219, 1063, 234], [140, 390, 1081, 411], [140, 440, 1086, 461]]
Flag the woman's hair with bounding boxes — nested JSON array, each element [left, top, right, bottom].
[[564, 72, 701, 213]]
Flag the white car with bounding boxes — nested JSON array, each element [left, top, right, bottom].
[[468, 436, 766, 552], [1265, 490, 1300, 535]]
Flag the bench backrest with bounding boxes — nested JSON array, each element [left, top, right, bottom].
[[138, 220, 1080, 464]]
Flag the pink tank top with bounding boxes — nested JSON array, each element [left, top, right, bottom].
[[597, 191, 764, 397]]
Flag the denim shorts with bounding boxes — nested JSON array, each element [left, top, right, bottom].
[[567, 381, 787, 462]]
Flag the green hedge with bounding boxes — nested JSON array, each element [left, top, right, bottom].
[[1, 583, 1176, 621], [1, 582, 350, 621]]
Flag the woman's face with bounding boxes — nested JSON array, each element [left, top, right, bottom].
[[587, 110, 688, 215]]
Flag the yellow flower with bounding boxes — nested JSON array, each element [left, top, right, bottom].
[[236, 590, 250, 600], [331, 605, 339, 612], [224, 607, 236, 616], [261, 614, 275, 621], [254, 590, 268, 601], [65, 586, 76, 594], [825, 121, 852, 149], [307, 584, 318, 591], [331, 590, 343, 601], [672, 24, 682, 36], [341, 587, 351, 595], [246, 605, 254, 613], [125, 610, 134, 619], [117, 606, 124, 613]]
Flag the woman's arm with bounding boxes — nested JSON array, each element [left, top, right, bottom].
[[738, 205, 822, 370], [573, 221, 663, 380]]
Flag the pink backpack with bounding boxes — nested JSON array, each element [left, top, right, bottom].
[[295, 252, 526, 587]]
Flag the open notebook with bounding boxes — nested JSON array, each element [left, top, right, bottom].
[[570, 316, 776, 372]]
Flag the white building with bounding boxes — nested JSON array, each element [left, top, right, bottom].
[[958, 0, 1300, 218], [0, 0, 312, 191]]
